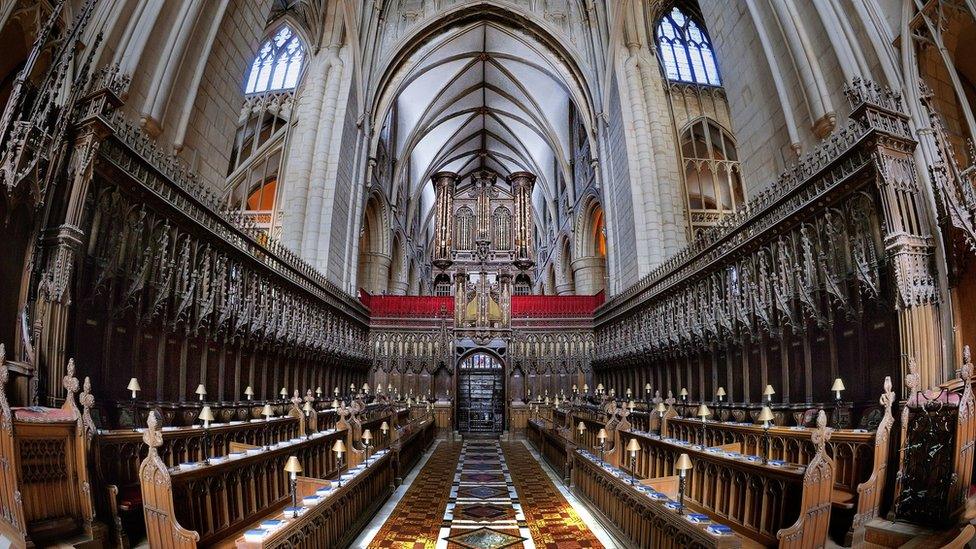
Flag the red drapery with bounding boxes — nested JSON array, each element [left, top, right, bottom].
[[360, 291, 604, 318], [360, 292, 454, 317], [511, 291, 605, 318]]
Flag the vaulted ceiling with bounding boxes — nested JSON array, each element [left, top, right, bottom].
[[387, 21, 578, 234]]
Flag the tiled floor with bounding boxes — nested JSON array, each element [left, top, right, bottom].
[[361, 437, 614, 549]]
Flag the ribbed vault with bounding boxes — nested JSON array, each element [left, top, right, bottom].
[[380, 21, 584, 244]]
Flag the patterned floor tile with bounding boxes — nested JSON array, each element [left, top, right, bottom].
[[502, 443, 604, 548], [444, 527, 526, 549], [367, 443, 461, 548]]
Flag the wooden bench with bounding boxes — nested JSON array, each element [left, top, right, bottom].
[[526, 418, 575, 481], [625, 411, 835, 547], [139, 411, 347, 548], [394, 416, 435, 480], [572, 447, 746, 548], [231, 450, 394, 548], [93, 414, 302, 545], [665, 376, 896, 543]]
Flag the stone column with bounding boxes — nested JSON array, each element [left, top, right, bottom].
[[572, 256, 607, 295], [358, 252, 392, 294]]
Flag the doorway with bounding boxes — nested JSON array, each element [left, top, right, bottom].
[[457, 351, 505, 433]]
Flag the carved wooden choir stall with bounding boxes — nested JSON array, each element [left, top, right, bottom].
[[525, 357, 976, 549]]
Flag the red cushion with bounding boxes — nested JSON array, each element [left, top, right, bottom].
[[118, 485, 143, 512]]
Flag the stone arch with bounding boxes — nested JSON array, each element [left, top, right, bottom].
[[366, 4, 602, 241], [357, 191, 392, 293], [387, 233, 407, 294], [556, 235, 576, 295], [572, 196, 607, 294]]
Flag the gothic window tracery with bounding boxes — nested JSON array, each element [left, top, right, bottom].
[[492, 206, 512, 251], [656, 6, 721, 86], [245, 25, 305, 94], [455, 206, 475, 251]]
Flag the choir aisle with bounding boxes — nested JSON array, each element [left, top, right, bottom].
[[358, 438, 614, 548]]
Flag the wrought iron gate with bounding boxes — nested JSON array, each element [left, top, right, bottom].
[[457, 352, 504, 433]]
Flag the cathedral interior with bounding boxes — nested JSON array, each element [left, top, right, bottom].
[[1, 0, 976, 547]]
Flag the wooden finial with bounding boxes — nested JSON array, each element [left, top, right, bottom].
[[62, 358, 80, 416], [905, 356, 920, 394], [0, 344, 11, 432], [80, 376, 96, 440], [143, 410, 164, 450], [811, 410, 832, 454], [962, 346, 973, 381]]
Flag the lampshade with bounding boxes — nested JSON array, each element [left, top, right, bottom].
[[332, 440, 346, 454], [284, 456, 303, 474], [831, 378, 846, 392], [597, 428, 608, 441], [628, 400, 636, 410], [645, 383, 652, 391], [763, 384, 776, 396], [656, 402, 667, 413], [332, 399, 340, 409], [195, 384, 207, 396], [676, 453, 693, 471], [597, 383, 604, 391], [127, 378, 141, 392], [572, 384, 578, 392], [380, 421, 389, 434], [363, 383, 370, 391], [198, 406, 214, 423], [316, 386, 322, 395], [303, 401, 313, 413], [716, 387, 726, 397], [583, 384, 589, 392], [578, 421, 586, 434], [758, 406, 775, 423], [679, 387, 688, 396], [697, 404, 710, 418], [363, 429, 372, 441], [262, 404, 273, 417], [626, 438, 641, 454], [334, 387, 339, 395], [244, 386, 254, 396], [626, 388, 632, 396], [280, 387, 288, 397]]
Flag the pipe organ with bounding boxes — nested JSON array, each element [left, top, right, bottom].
[[430, 169, 535, 286]]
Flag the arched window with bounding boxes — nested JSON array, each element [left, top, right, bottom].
[[245, 25, 305, 94], [455, 206, 475, 251], [434, 274, 452, 297], [492, 206, 512, 250], [656, 7, 721, 86], [681, 119, 744, 233]]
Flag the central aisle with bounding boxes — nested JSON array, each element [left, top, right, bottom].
[[367, 438, 605, 548]]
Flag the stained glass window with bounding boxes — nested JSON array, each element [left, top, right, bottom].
[[245, 25, 305, 94], [657, 7, 721, 86]]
